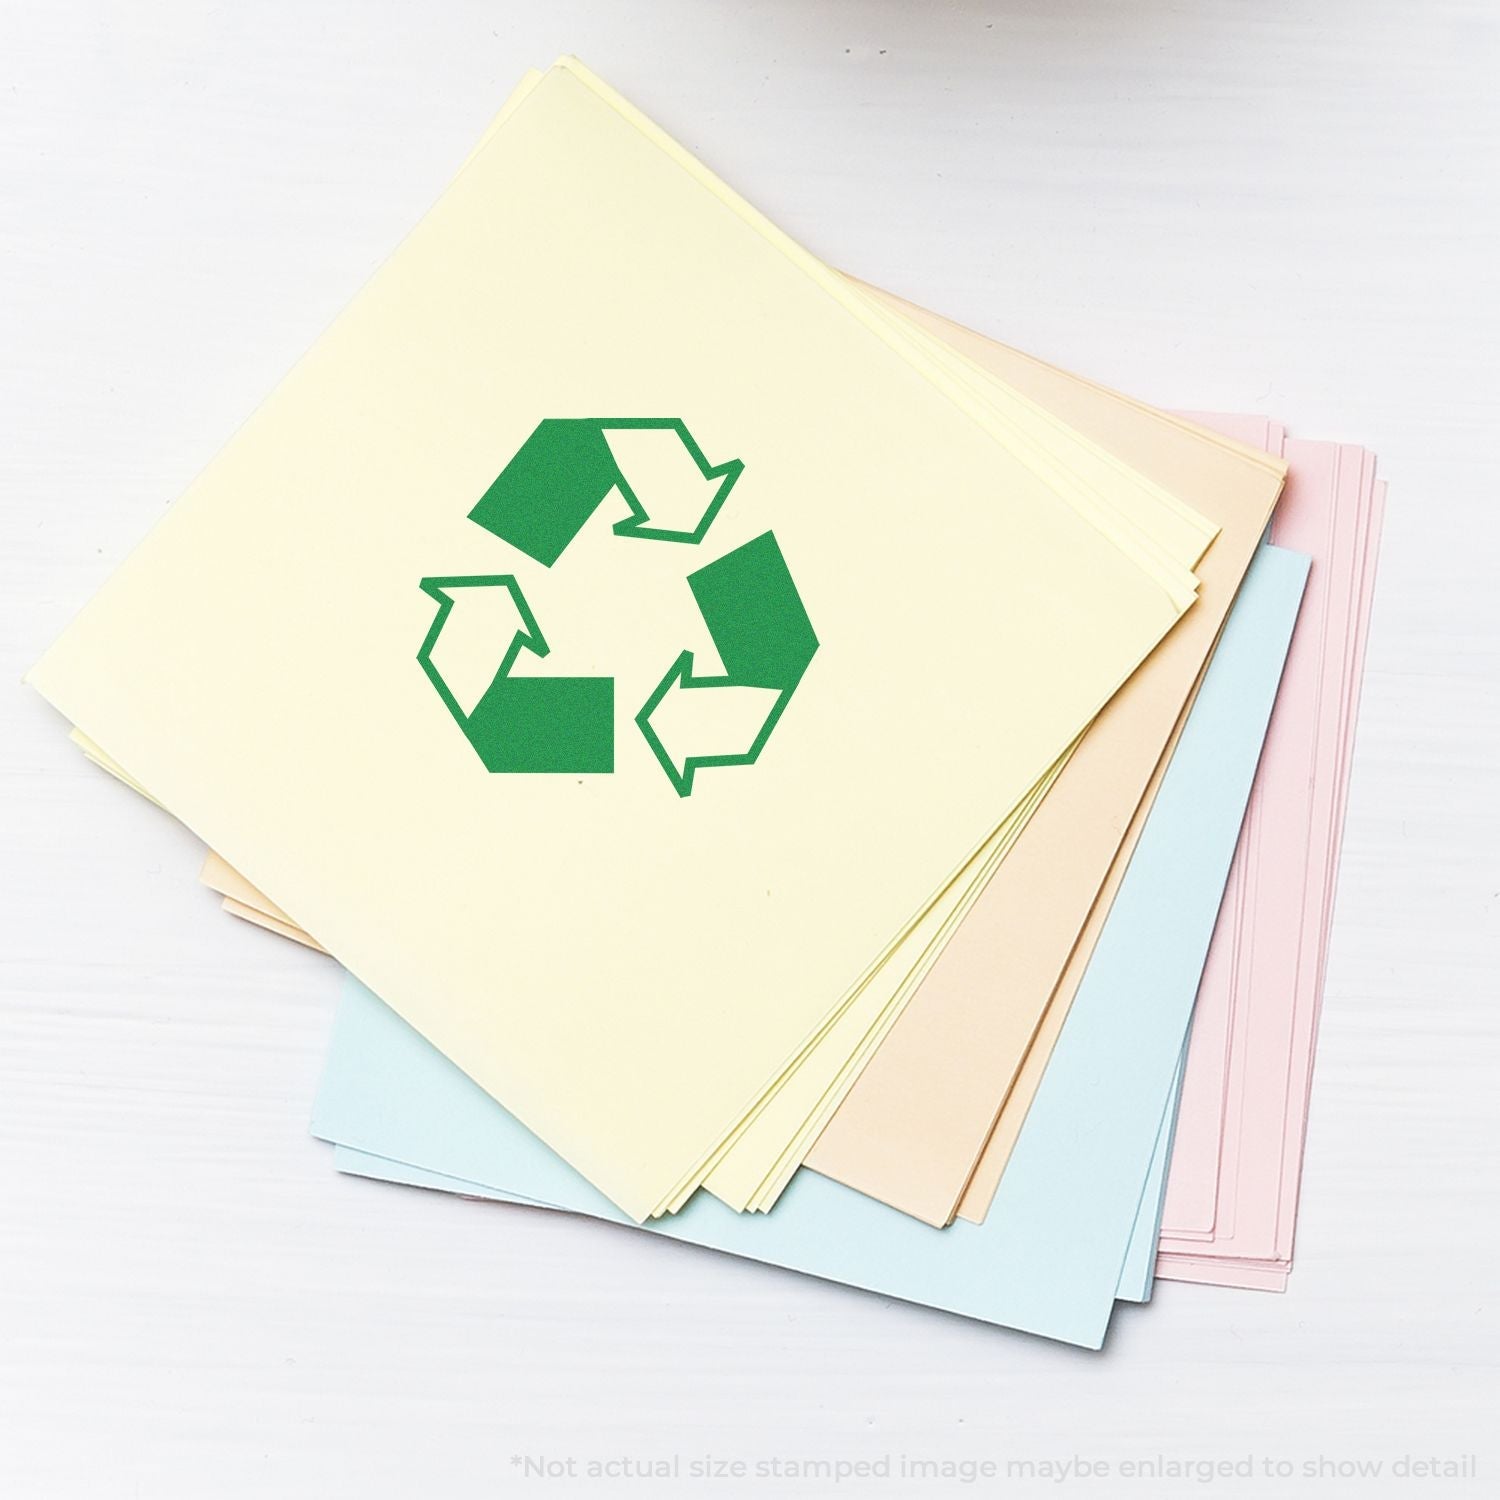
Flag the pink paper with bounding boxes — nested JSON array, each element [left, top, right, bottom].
[[1153, 434, 1385, 1287]]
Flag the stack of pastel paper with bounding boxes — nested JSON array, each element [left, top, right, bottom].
[[31, 60, 1383, 1348]]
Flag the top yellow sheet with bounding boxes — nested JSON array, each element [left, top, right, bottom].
[[26, 60, 1200, 1220]]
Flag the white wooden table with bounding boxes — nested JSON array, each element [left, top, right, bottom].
[[3, 3, 1495, 1495]]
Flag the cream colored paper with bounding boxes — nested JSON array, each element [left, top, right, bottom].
[[29, 61, 1201, 1220]]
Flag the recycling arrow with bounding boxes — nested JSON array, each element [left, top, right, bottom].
[[638, 658, 786, 793], [468, 418, 743, 566], [417, 576, 614, 773], [637, 531, 820, 796]]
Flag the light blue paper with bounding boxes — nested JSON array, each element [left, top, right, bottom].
[[326, 1135, 1163, 1302], [312, 543, 1309, 1347]]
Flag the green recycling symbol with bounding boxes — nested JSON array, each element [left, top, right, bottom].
[[417, 418, 819, 796]]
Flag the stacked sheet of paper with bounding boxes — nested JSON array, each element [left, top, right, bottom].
[[34, 59, 1384, 1348], [1150, 435, 1386, 1292]]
